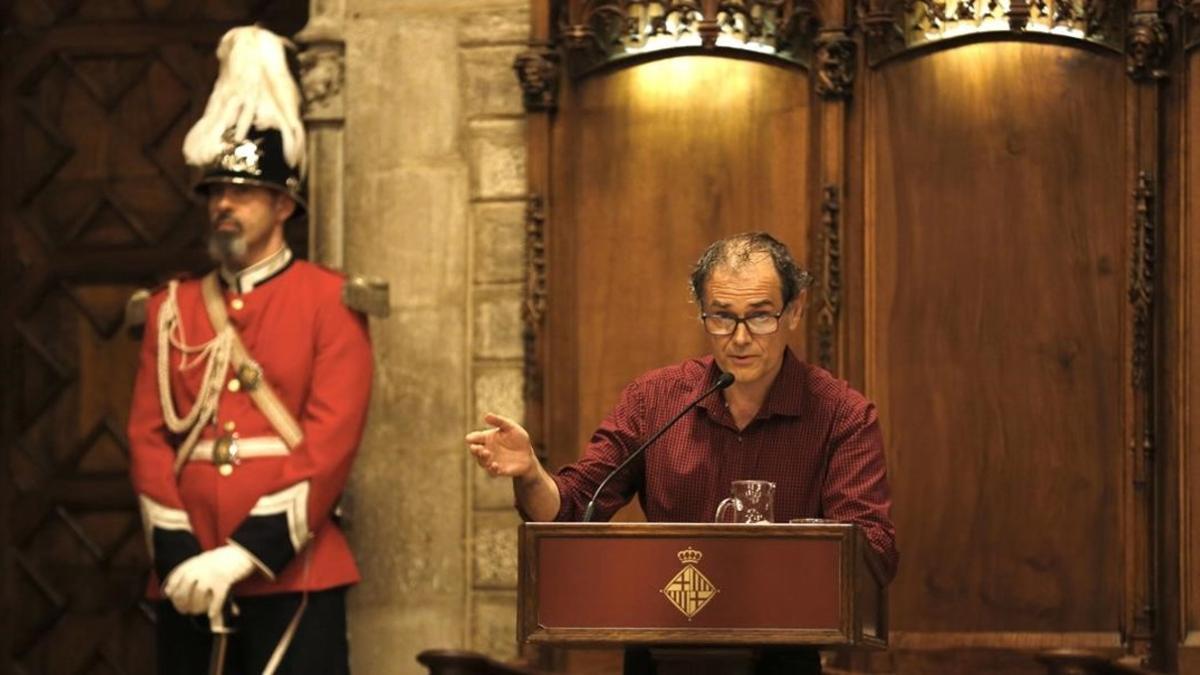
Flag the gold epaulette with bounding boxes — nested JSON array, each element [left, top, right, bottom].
[[124, 288, 153, 329], [123, 273, 196, 329], [342, 274, 390, 318]]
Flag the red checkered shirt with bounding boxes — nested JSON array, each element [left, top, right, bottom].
[[550, 348, 899, 581]]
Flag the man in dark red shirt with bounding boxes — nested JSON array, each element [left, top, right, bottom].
[[467, 232, 896, 673]]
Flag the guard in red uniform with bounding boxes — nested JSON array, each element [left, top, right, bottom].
[[128, 26, 374, 675]]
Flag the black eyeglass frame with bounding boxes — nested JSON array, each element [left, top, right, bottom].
[[699, 307, 788, 336]]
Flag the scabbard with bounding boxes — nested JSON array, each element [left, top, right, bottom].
[[208, 633, 229, 675]]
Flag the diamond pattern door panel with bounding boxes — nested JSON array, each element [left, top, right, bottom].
[[1, 3, 305, 673]]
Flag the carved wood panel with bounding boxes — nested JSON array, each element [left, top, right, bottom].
[[863, 43, 1128, 669], [0, 3, 305, 673]]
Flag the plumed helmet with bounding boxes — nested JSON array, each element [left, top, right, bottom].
[[182, 26, 307, 215]]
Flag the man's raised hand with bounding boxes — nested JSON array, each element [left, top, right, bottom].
[[466, 413, 537, 480]]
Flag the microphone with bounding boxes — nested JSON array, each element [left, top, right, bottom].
[[581, 371, 735, 523]]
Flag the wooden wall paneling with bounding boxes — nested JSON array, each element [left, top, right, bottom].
[[863, 42, 1128, 672], [814, 3, 882, 669], [532, 3, 1194, 674], [1153, 11, 1184, 673], [1127, 2, 1171, 667], [831, 8, 876, 671], [545, 71, 580, 491], [1180, 33, 1200, 675], [842, 6, 871, 394]]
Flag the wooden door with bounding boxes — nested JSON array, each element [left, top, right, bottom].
[[860, 41, 1128, 673], [0, 3, 305, 672]]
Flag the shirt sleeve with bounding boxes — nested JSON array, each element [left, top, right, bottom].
[[542, 380, 647, 523], [127, 292, 203, 582], [820, 393, 899, 583], [226, 287, 373, 579]]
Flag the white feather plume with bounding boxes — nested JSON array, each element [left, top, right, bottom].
[[182, 26, 306, 175]]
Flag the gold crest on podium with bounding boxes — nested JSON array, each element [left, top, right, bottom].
[[661, 547, 718, 620]]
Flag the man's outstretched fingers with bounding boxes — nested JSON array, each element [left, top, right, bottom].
[[483, 412, 516, 431]]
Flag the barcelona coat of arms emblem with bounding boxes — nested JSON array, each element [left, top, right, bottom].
[[661, 547, 719, 620]]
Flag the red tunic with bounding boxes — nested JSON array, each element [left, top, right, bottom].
[[128, 259, 373, 597]]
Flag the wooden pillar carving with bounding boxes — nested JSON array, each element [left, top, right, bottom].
[[1124, 2, 1168, 666], [522, 192, 548, 463], [521, 4, 558, 491], [814, 186, 843, 373], [811, 2, 854, 377], [814, 30, 856, 100], [513, 40, 557, 462]]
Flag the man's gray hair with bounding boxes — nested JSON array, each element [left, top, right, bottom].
[[689, 232, 813, 306]]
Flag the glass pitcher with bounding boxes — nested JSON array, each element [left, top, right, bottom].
[[714, 479, 776, 524]]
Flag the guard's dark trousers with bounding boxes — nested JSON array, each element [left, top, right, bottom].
[[156, 586, 349, 675]]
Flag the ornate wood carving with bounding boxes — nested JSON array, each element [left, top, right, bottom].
[[857, 0, 1121, 65], [513, 45, 562, 112], [1126, 13, 1169, 81], [856, 0, 906, 60], [814, 186, 842, 372], [556, 0, 816, 75], [1008, 0, 1032, 30], [814, 31, 856, 100], [1128, 170, 1157, 653], [523, 193, 548, 406], [1130, 171, 1155, 391]]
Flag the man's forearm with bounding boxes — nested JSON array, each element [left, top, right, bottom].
[[513, 463, 561, 521]]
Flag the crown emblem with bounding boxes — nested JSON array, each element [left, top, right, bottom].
[[662, 547, 717, 620]]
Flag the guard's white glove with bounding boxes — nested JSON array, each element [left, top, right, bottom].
[[163, 544, 258, 628]]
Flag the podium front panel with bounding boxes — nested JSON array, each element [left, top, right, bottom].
[[519, 523, 887, 647]]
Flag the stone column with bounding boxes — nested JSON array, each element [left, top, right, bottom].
[[298, 0, 348, 268], [331, 1, 530, 672], [460, 4, 532, 658]]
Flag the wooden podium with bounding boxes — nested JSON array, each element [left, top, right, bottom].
[[518, 522, 888, 649]]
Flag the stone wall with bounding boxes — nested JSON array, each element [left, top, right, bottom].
[[320, 1, 531, 672], [460, 1, 530, 662]]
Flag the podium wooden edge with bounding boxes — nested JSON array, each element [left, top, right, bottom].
[[518, 522, 889, 649]]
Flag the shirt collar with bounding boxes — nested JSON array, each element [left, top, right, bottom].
[[219, 245, 293, 294], [696, 348, 807, 421]]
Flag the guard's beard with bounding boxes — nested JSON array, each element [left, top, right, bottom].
[[208, 228, 247, 268]]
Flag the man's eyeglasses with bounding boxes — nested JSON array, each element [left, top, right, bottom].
[[700, 308, 786, 336]]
